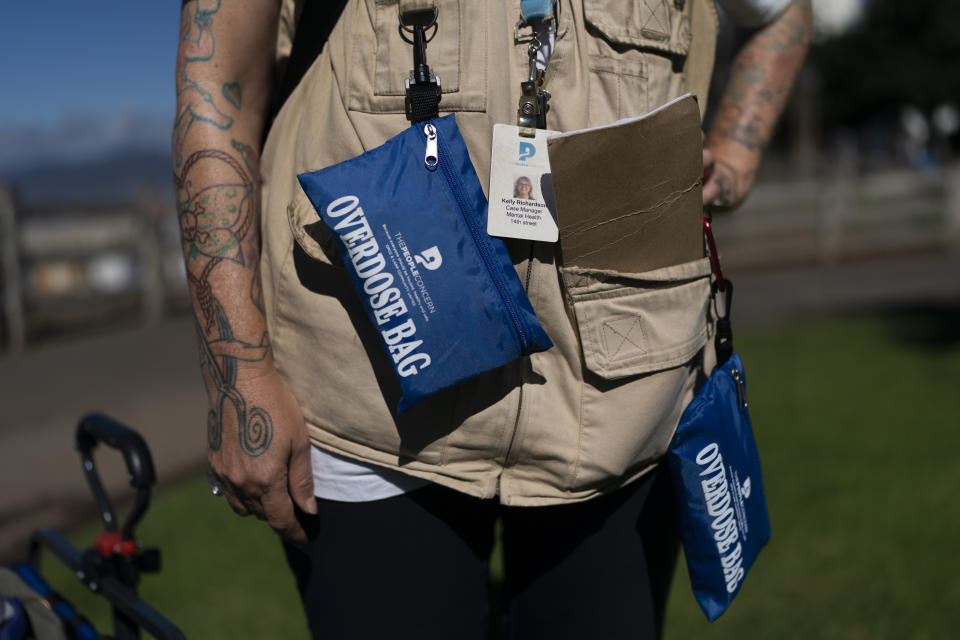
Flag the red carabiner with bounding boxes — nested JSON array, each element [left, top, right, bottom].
[[703, 210, 725, 292]]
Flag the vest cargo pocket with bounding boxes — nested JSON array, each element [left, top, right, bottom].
[[582, 0, 692, 124], [561, 258, 712, 491], [347, 0, 487, 114], [563, 258, 710, 378], [583, 0, 692, 55]]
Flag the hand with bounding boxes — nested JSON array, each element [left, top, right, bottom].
[[702, 145, 754, 212], [206, 366, 317, 546]]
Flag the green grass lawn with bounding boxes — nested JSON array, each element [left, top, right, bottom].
[[34, 308, 960, 639], [36, 474, 310, 639], [665, 307, 960, 639]]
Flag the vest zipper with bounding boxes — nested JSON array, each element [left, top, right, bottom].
[[421, 122, 530, 353]]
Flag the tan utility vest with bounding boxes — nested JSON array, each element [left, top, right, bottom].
[[261, 0, 719, 505]]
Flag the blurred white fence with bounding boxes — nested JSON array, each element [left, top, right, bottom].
[[712, 163, 960, 271], [0, 189, 187, 352], [3, 162, 960, 352]]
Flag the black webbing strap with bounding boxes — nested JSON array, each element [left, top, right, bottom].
[[269, 2, 441, 128], [401, 10, 442, 123], [406, 81, 442, 123], [265, 0, 349, 139]]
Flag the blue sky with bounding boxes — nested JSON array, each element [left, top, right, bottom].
[[0, 0, 863, 128], [0, 0, 865, 171], [0, 2, 181, 127]]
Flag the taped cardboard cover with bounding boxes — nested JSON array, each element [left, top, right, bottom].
[[548, 94, 704, 273]]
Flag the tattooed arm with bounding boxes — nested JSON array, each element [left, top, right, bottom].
[[702, 0, 812, 210], [174, 0, 316, 544]]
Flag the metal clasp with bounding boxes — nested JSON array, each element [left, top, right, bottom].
[[516, 36, 550, 130]]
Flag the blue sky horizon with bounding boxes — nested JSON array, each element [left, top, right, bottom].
[[0, 0, 864, 171], [1, 2, 181, 125], [2, 0, 864, 127], [0, 2, 182, 169]]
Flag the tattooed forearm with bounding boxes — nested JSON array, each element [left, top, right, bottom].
[[174, 144, 257, 331], [176, 142, 273, 457], [173, 0, 241, 167], [174, 137, 272, 458], [197, 299, 273, 457], [704, 0, 812, 208], [174, 0, 280, 457], [715, 107, 768, 151], [710, 0, 811, 153], [250, 268, 265, 315]]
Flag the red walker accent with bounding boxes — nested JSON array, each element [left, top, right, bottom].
[[703, 213, 725, 292], [95, 530, 139, 557]]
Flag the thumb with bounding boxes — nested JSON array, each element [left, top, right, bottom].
[[288, 438, 318, 515]]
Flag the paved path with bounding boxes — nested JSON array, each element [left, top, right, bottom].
[[2, 251, 958, 560], [1, 318, 207, 560], [731, 251, 960, 327]]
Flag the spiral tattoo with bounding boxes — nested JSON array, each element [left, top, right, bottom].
[[240, 407, 273, 457], [196, 300, 272, 458]]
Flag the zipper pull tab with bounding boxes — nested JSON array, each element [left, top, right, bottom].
[[423, 123, 438, 170]]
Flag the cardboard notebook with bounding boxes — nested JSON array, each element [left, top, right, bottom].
[[547, 94, 704, 273]]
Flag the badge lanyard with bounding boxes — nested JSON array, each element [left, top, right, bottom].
[[397, 2, 562, 243], [484, 0, 562, 243], [399, 2, 558, 130], [515, 0, 558, 133]]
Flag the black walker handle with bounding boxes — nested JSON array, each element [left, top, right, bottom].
[[75, 413, 157, 539]]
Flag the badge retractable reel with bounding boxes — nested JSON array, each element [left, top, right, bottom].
[[515, 0, 559, 135], [484, 0, 562, 243]]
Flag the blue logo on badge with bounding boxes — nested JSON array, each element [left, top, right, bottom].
[[518, 141, 536, 161]]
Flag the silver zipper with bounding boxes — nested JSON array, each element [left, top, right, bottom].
[[423, 123, 438, 170]]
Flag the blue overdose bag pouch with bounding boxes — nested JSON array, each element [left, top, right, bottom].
[[297, 114, 552, 413], [667, 352, 771, 621], [667, 219, 771, 622]]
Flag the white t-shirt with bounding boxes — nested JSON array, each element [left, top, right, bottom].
[[311, 445, 430, 502], [718, 0, 793, 29], [311, 0, 793, 502]]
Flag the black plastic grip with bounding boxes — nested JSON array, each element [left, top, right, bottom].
[[76, 413, 157, 489], [75, 413, 156, 537]]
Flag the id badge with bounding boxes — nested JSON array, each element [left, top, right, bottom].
[[487, 124, 560, 242]]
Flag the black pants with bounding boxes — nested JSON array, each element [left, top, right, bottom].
[[283, 467, 679, 640]]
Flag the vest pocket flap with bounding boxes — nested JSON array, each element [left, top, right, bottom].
[[584, 0, 691, 57], [287, 188, 342, 267], [564, 258, 711, 380]]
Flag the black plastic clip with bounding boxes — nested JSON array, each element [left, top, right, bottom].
[[400, 8, 441, 124], [714, 280, 734, 367]]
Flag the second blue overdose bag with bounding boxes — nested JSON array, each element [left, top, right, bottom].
[[667, 352, 771, 621], [297, 114, 552, 413]]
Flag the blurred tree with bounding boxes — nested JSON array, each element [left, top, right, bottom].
[[812, 0, 960, 127]]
